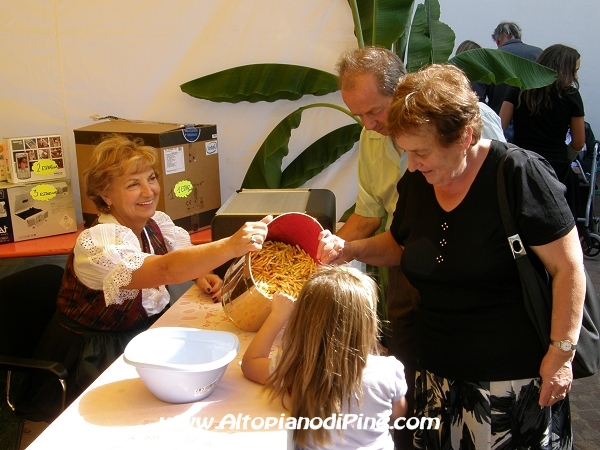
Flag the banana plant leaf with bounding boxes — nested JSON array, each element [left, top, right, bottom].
[[426, 0, 454, 64], [280, 123, 363, 188], [241, 107, 303, 189], [180, 64, 339, 103], [406, 0, 454, 72], [350, 0, 415, 48], [395, 1, 416, 59], [405, 3, 430, 71], [241, 104, 359, 189], [449, 48, 557, 89]]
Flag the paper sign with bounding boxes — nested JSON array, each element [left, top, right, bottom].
[[32, 159, 59, 175], [205, 141, 218, 155], [30, 184, 57, 201], [174, 180, 193, 198], [163, 147, 185, 175]]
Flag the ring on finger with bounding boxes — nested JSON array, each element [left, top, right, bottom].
[[249, 234, 258, 245]]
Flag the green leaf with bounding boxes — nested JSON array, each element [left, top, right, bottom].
[[348, 0, 365, 48], [241, 104, 360, 189], [351, 0, 414, 48], [180, 64, 339, 103], [280, 124, 363, 188], [449, 49, 557, 89], [429, 20, 455, 63], [241, 107, 304, 189], [395, 1, 416, 60], [406, 0, 454, 71], [406, 4, 431, 72], [426, 0, 454, 64]]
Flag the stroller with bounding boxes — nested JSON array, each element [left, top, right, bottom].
[[572, 122, 600, 259]]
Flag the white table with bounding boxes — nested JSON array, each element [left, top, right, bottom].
[[26, 285, 291, 449]]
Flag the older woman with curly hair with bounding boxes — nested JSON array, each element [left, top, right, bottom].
[[318, 64, 584, 449]]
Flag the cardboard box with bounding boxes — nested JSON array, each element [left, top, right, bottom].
[[3, 135, 67, 184], [0, 179, 78, 244], [0, 142, 7, 181], [73, 120, 221, 232]]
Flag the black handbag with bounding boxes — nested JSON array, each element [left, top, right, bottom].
[[497, 147, 600, 379]]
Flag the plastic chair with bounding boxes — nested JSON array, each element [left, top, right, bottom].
[[0, 264, 67, 449]]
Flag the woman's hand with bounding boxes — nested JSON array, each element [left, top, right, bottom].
[[227, 215, 272, 257], [196, 273, 223, 302], [316, 229, 352, 265], [538, 346, 574, 406], [530, 228, 584, 407]]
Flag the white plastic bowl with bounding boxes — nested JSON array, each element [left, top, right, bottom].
[[123, 327, 240, 403]]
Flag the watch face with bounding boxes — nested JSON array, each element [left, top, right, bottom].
[[560, 341, 571, 351]]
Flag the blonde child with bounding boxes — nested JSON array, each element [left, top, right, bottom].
[[242, 266, 407, 449]]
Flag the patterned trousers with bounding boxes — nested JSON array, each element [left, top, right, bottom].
[[414, 369, 572, 450]]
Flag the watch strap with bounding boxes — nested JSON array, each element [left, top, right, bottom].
[[550, 339, 577, 351]]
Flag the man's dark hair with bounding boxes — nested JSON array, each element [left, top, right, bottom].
[[492, 22, 522, 41]]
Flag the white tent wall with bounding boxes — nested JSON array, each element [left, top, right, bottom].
[[1, 0, 598, 224]]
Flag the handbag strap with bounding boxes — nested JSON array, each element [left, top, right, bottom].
[[496, 148, 528, 260], [497, 147, 553, 349]]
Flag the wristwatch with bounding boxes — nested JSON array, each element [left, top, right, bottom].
[[550, 339, 577, 352]]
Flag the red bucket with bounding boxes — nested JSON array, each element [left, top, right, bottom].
[[221, 213, 323, 331]]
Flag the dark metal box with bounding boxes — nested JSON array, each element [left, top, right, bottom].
[[211, 188, 335, 277]]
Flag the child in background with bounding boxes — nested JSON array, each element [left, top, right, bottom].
[[242, 266, 407, 449]]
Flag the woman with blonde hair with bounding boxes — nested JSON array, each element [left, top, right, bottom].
[[16, 134, 271, 421], [242, 266, 407, 449], [318, 64, 584, 448]]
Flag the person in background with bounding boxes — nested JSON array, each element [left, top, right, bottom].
[[242, 266, 408, 450], [455, 40, 487, 102], [487, 21, 543, 113], [334, 46, 505, 449], [487, 21, 543, 143], [17, 134, 271, 421], [318, 64, 584, 448], [456, 39, 480, 53], [500, 44, 585, 218]]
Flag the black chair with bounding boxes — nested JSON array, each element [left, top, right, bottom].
[[0, 264, 67, 448]]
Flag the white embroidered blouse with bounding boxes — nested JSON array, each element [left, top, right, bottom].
[[73, 211, 192, 315]]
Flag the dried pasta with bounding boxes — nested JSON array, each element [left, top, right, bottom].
[[250, 241, 317, 298]]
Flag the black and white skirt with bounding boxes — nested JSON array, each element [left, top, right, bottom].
[[414, 369, 572, 449]]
